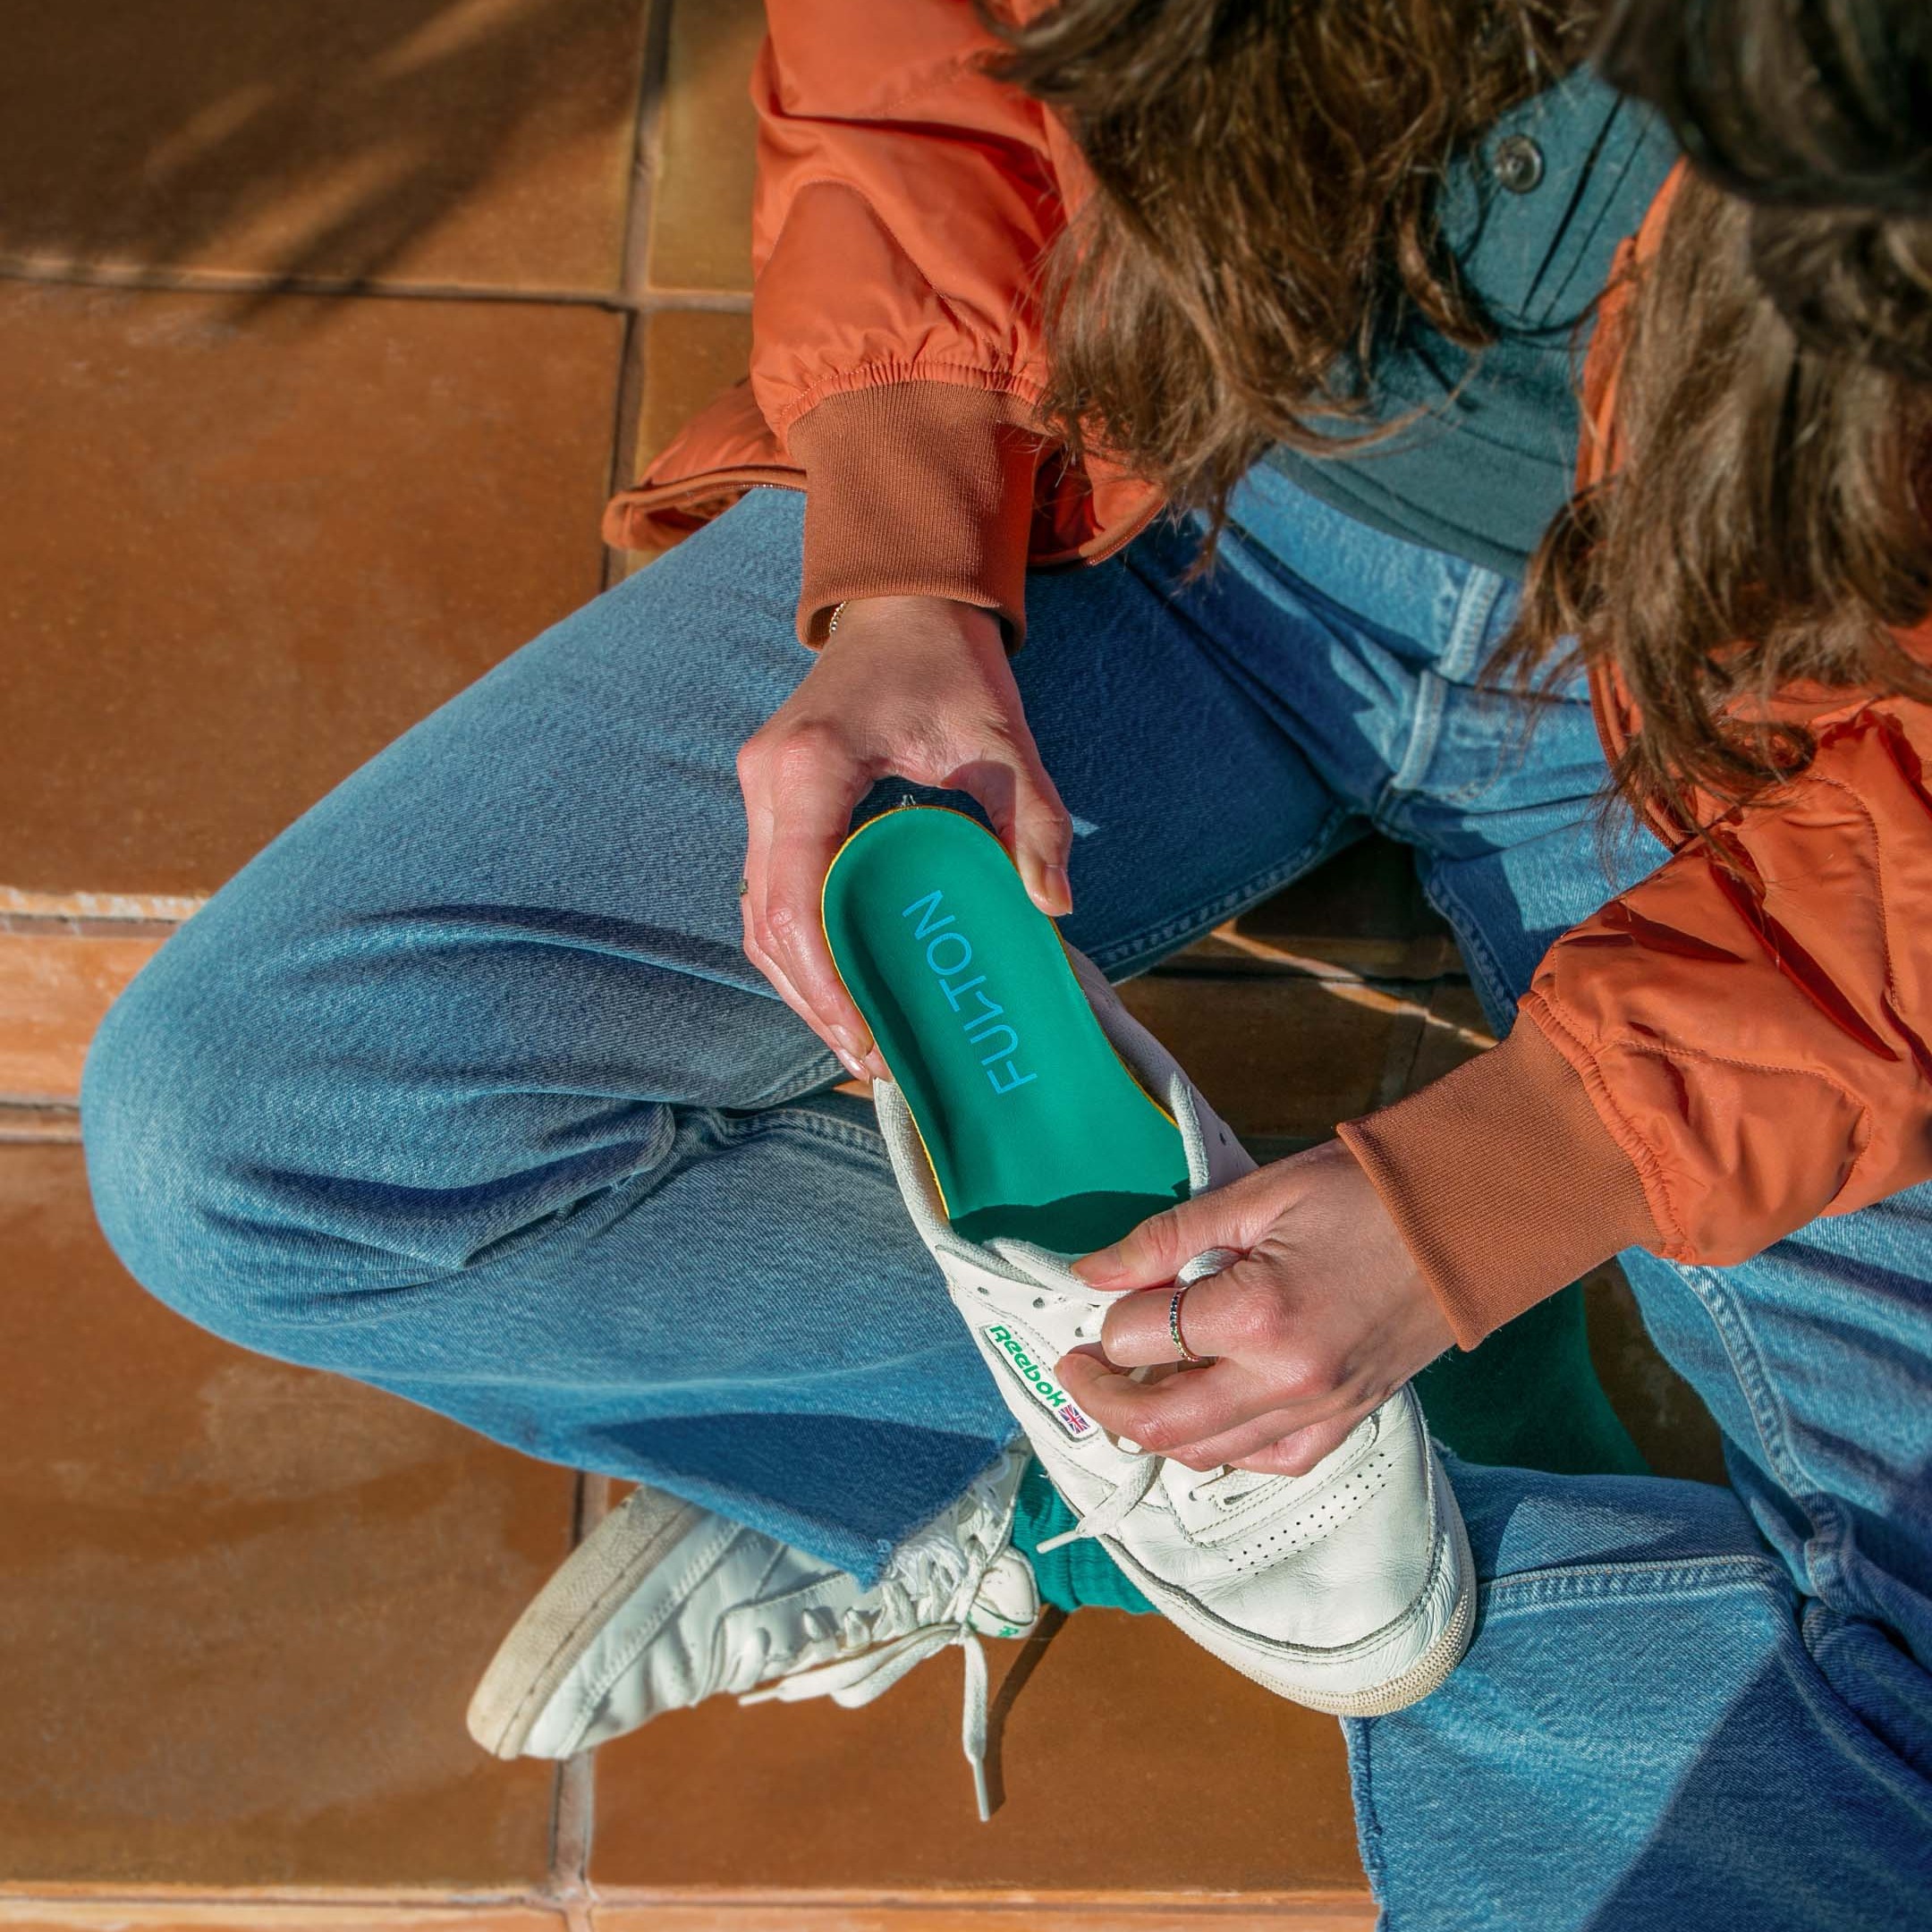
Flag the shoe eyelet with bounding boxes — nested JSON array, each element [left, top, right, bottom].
[[1032, 1297, 1045, 1309]]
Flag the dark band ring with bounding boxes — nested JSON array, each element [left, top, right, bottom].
[[1169, 1284, 1204, 1365]]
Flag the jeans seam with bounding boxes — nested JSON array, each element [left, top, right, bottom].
[[1411, 863, 1519, 1027], [1084, 805, 1357, 977], [1438, 564, 1507, 685], [1343, 1718, 1391, 1924], [1478, 1550, 1787, 1613], [1675, 1262, 1852, 1605], [713, 1100, 889, 1164], [1384, 671, 1445, 802]]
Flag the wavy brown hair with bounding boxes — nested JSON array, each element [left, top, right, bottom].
[[999, 0, 1932, 825], [1504, 0, 1932, 824], [992, 0, 1589, 513]]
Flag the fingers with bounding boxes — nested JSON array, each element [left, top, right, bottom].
[[1165, 1398, 1367, 1474], [1097, 1255, 1285, 1368], [733, 594, 1074, 1066], [1059, 1346, 1365, 1475], [989, 756, 1074, 918], [1225, 1411, 1365, 1479], [737, 730, 880, 1077], [763, 785, 874, 1058], [1055, 1348, 1275, 1457], [741, 926, 850, 1070], [1074, 1169, 1293, 1292], [944, 643, 1072, 919], [1094, 1284, 1201, 1369]]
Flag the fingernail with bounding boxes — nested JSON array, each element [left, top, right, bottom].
[[1041, 864, 1072, 915], [1071, 1250, 1114, 1282], [830, 1029, 874, 1074]]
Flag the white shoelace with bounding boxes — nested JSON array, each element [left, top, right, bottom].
[[732, 1477, 1011, 1818], [1032, 1257, 1261, 1557], [742, 1617, 996, 1818], [1033, 1453, 1161, 1553]]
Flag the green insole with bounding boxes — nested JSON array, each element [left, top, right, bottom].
[[822, 807, 1191, 1253]]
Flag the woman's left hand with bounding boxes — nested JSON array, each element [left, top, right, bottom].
[[1060, 1140, 1456, 1477]]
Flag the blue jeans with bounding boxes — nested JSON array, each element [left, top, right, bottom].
[[83, 475, 1932, 1925]]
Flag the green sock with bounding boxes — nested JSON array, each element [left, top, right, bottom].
[[1009, 1458, 1156, 1615], [1413, 1279, 1648, 1476]]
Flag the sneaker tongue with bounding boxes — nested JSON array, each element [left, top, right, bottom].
[[966, 1547, 1041, 1640]]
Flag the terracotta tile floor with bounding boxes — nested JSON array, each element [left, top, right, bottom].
[[0, 1147, 567, 1892], [0, 284, 621, 894], [1, 0, 650, 291], [0, 0, 1720, 1921]]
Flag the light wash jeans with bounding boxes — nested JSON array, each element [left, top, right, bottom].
[[83, 475, 1932, 1926]]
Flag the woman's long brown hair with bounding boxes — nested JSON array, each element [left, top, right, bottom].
[[993, 0, 1589, 513], [1505, 0, 1932, 825], [999, 0, 1932, 824]]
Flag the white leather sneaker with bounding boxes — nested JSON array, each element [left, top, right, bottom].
[[467, 1447, 1038, 1815], [872, 948, 1475, 1716]]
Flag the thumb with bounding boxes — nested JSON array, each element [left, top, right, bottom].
[[1073, 1165, 1288, 1290], [1002, 756, 1074, 919]]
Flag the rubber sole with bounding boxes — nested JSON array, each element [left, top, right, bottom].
[[1281, 1472, 1478, 1716], [822, 805, 1190, 1252], [465, 1487, 699, 1759], [1110, 1454, 1477, 1717]]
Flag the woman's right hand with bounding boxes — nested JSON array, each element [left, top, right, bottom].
[[735, 594, 1073, 1080]]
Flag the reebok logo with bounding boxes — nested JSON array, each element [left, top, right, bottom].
[[983, 1323, 1096, 1439]]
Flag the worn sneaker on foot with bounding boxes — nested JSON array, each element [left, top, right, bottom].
[[466, 1448, 1038, 1815], [869, 946, 1474, 1717]]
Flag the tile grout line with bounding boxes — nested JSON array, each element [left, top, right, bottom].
[[623, 0, 678, 309], [1367, 980, 1438, 1111], [564, 0, 668, 1808], [554, 0, 666, 1874], [602, 0, 676, 593], [0, 1104, 82, 1144], [605, 302, 643, 599], [0, 255, 750, 313], [0, 1883, 558, 1907], [546, 1472, 611, 1928], [0, 1885, 1375, 1928]]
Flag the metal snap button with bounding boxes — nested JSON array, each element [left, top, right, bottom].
[[1492, 132, 1545, 194]]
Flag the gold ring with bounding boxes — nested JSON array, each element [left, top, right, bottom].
[[1169, 1284, 1203, 1364]]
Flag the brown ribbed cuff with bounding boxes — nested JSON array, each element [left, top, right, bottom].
[[1336, 1019, 1661, 1351], [784, 383, 1041, 647]]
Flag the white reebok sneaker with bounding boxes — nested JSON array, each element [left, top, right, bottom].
[[467, 1448, 1038, 1816], [872, 947, 1475, 1716]]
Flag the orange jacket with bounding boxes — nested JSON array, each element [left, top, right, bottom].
[[604, 0, 1932, 1344]]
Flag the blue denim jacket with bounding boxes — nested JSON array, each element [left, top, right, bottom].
[[1266, 64, 1679, 578]]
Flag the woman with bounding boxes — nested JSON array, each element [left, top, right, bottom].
[[82, 0, 1932, 1921]]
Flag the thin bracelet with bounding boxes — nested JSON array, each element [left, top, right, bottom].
[[826, 599, 848, 638]]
